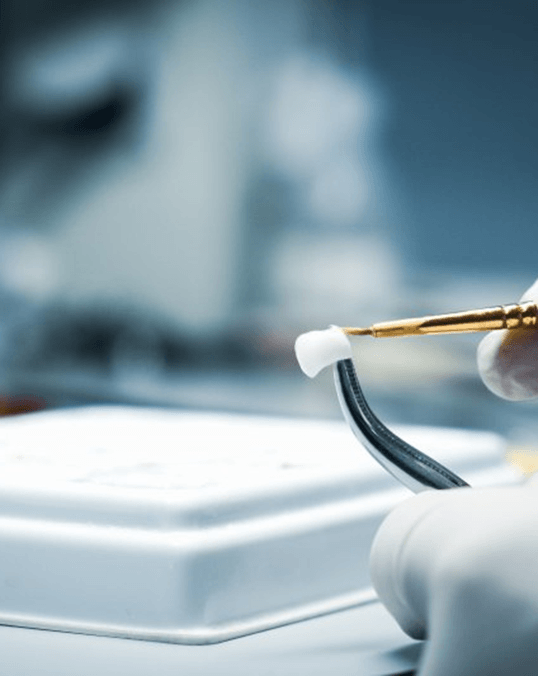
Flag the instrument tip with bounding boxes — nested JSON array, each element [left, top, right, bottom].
[[342, 327, 373, 336]]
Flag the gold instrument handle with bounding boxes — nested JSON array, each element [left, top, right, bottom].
[[343, 301, 538, 338]]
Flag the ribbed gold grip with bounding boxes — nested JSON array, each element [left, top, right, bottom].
[[502, 301, 538, 329]]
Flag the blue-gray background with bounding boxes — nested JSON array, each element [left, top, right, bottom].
[[367, 0, 538, 274]]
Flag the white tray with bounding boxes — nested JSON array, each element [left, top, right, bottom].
[[0, 406, 515, 644]]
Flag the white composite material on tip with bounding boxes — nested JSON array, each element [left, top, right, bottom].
[[294, 326, 352, 378]]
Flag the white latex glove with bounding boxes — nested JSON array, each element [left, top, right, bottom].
[[478, 278, 538, 399], [370, 483, 538, 676]]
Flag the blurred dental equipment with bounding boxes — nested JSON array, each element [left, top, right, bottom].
[[0, 0, 396, 398]]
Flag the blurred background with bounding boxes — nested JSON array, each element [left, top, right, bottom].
[[1, 0, 538, 445]]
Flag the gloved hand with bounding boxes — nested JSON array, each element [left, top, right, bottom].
[[370, 483, 538, 676], [370, 278, 538, 675]]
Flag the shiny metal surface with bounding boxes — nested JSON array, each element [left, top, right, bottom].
[[0, 600, 420, 676], [334, 359, 469, 492], [343, 300, 538, 338]]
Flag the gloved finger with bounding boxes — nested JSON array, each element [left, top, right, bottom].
[[369, 489, 458, 639], [371, 485, 538, 676], [477, 278, 538, 400]]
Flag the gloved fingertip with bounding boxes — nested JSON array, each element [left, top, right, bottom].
[[477, 329, 538, 400]]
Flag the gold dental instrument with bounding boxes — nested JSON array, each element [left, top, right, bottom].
[[343, 301, 538, 338]]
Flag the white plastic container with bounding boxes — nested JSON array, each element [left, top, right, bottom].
[[0, 406, 514, 644]]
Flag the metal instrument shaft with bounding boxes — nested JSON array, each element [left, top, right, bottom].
[[343, 301, 538, 338]]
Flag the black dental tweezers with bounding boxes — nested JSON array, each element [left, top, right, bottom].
[[334, 359, 469, 493]]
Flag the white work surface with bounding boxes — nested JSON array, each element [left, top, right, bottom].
[[0, 406, 516, 674]]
